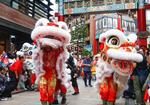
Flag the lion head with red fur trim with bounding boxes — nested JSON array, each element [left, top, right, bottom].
[[31, 18, 71, 87], [99, 29, 143, 76]]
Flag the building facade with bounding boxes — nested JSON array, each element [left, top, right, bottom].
[[0, 0, 53, 54], [57, 0, 139, 55]]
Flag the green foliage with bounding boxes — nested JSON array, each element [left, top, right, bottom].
[[71, 24, 88, 42], [82, 49, 92, 56]]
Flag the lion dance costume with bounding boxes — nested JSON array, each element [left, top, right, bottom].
[[31, 18, 71, 105], [95, 29, 143, 105]]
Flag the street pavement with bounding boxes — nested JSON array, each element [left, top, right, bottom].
[[0, 78, 125, 105]]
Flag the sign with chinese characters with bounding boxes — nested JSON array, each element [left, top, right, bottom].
[[64, 3, 137, 15]]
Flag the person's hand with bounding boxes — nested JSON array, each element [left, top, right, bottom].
[[73, 74, 78, 78]]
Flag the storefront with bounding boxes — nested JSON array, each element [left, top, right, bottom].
[[0, 3, 36, 54]]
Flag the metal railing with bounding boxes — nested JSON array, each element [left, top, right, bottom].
[[2, 0, 53, 20]]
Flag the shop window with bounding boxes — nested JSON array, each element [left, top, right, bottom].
[[77, 1, 83, 8], [99, 19, 102, 29], [127, 22, 130, 31], [64, 3, 68, 9], [108, 18, 113, 28], [84, 0, 90, 7], [103, 18, 108, 28], [96, 21, 98, 30], [68, 2, 75, 8], [125, 0, 130, 3], [113, 19, 117, 28], [116, 0, 122, 4], [100, 19, 103, 29], [92, 0, 100, 6], [99, 0, 105, 5], [107, 0, 113, 4], [131, 23, 135, 31]]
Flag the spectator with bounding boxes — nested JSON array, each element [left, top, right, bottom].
[[9, 51, 25, 90], [91, 54, 100, 81], [0, 66, 6, 100], [0, 66, 17, 100], [132, 48, 149, 105], [66, 47, 79, 95], [82, 55, 92, 87]]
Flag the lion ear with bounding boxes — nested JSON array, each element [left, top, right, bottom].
[[57, 21, 69, 31], [35, 18, 49, 28], [99, 32, 106, 43], [127, 33, 137, 43]]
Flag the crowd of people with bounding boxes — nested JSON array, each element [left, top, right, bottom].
[[2, 47, 150, 105], [1, 48, 150, 105], [0, 51, 36, 101], [123, 48, 150, 105], [0, 49, 97, 102]]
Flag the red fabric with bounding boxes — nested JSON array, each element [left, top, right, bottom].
[[55, 79, 67, 94], [39, 74, 56, 103], [99, 76, 117, 102], [0, 55, 9, 65], [39, 47, 64, 103], [144, 88, 149, 102], [31, 73, 36, 85], [74, 87, 79, 93], [10, 59, 23, 76]]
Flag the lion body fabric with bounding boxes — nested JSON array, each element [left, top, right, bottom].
[[95, 29, 143, 103]]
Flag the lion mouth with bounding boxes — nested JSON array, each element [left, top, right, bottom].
[[44, 35, 65, 42], [111, 60, 134, 76]]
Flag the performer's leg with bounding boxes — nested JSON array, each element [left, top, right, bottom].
[[107, 102, 115, 105], [60, 84, 67, 104], [88, 72, 92, 86], [52, 92, 59, 104], [39, 77, 48, 104], [83, 72, 88, 86], [47, 77, 56, 104], [102, 100, 107, 105], [41, 101, 47, 105], [53, 79, 60, 104], [133, 76, 143, 105], [72, 78, 79, 95]]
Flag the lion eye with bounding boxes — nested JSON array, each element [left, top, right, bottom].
[[107, 36, 120, 46]]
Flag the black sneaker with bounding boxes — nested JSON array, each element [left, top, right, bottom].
[[61, 97, 66, 104], [89, 85, 93, 87], [85, 85, 88, 87], [72, 92, 79, 95], [52, 100, 59, 104]]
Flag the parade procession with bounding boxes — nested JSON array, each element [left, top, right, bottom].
[[1, 0, 150, 105]]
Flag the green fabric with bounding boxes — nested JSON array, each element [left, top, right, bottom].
[[107, 102, 115, 105], [102, 100, 107, 105], [41, 101, 47, 105], [125, 99, 135, 105], [133, 76, 145, 105], [142, 73, 150, 91]]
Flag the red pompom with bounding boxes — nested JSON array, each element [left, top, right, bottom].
[[99, 43, 104, 51]]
